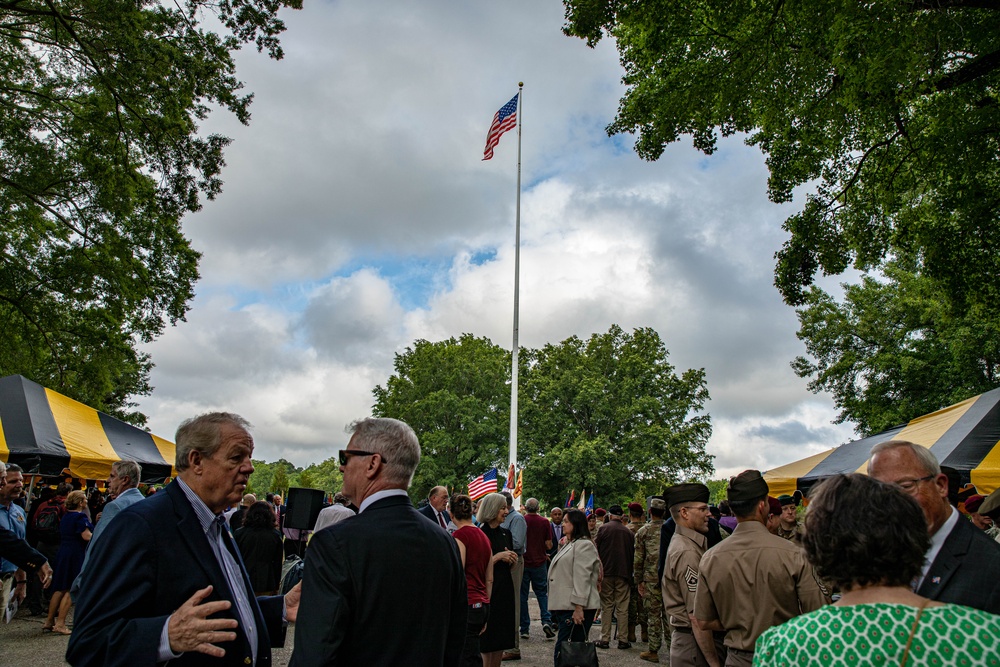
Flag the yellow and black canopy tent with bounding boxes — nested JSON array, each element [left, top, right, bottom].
[[765, 387, 1000, 497], [0, 374, 176, 483]]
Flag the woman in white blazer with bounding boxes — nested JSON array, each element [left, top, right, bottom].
[[547, 509, 602, 666]]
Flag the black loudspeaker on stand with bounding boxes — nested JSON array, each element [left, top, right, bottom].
[[284, 487, 325, 530]]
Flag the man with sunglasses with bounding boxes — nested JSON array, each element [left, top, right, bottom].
[[290, 417, 467, 667], [868, 440, 1000, 614]]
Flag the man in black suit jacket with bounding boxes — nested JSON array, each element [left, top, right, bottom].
[[67, 413, 301, 667], [418, 485, 452, 529], [290, 418, 466, 666], [869, 440, 1000, 614]]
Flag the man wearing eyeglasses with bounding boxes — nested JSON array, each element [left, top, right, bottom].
[[290, 417, 467, 667], [662, 484, 722, 667], [868, 439, 1000, 614]]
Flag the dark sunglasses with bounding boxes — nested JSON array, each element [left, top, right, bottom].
[[338, 449, 387, 465]]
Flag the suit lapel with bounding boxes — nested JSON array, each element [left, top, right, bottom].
[[918, 519, 968, 598], [550, 540, 572, 568], [169, 483, 231, 593], [168, 483, 265, 656]]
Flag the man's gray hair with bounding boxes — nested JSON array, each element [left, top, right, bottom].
[[175, 412, 252, 471], [112, 460, 142, 488], [525, 498, 540, 513], [428, 486, 447, 500], [346, 418, 420, 488], [477, 492, 507, 525], [867, 440, 941, 477]]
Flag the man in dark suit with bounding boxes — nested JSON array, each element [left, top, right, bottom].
[[67, 412, 301, 667], [418, 485, 452, 529], [869, 440, 1000, 614], [290, 418, 466, 666]]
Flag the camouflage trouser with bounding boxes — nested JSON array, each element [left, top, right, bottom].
[[628, 582, 647, 634], [643, 579, 668, 653]]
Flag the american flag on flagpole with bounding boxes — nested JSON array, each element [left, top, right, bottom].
[[468, 468, 498, 500], [482, 93, 519, 160]]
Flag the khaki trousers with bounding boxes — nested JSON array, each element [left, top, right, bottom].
[[508, 555, 524, 653], [599, 576, 631, 643], [669, 628, 727, 667]]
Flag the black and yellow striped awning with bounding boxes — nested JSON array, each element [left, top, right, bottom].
[[0, 375, 175, 482], [765, 388, 1000, 496]]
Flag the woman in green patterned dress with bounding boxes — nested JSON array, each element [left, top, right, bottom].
[[754, 473, 1000, 667]]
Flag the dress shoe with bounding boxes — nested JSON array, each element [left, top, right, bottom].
[[501, 652, 521, 661], [543, 623, 556, 639], [618, 641, 632, 649], [595, 641, 610, 649], [640, 650, 660, 663]]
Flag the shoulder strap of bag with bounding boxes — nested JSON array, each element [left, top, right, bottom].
[[900, 598, 931, 667]]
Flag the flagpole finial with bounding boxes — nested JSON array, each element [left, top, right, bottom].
[[518, 82, 523, 88]]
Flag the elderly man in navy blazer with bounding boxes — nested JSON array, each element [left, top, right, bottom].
[[869, 440, 1000, 614], [290, 418, 466, 666], [67, 412, 301, 667], [419, 485, 452, 529]]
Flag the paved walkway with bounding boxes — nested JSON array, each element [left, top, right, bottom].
[[3, 596, 663, 666]]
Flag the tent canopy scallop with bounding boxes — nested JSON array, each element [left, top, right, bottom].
[[764, 388, 1000, 496], [0, 375, 176, 483]]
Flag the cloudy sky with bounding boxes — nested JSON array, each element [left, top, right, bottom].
[[135, 0, 857, 478]]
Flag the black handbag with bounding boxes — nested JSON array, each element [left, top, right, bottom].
[[556, 619, 599, 667]]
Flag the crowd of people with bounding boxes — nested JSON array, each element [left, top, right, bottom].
[[1, 415, 1000, 667]]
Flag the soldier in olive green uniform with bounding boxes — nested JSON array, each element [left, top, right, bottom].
[[694, 471, 828, 667], [634, 497, 667, 663], [662, 484, 725, 667], [775, 494, 805, 543], [626, 502, 647, 642]]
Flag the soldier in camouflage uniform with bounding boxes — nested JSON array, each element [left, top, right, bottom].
[[634, 497, 667, 663], [626, 502, 647, 642]]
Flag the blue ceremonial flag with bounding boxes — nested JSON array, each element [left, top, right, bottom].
[[585, 493, 594, 514], [482, 93, 518, 160]]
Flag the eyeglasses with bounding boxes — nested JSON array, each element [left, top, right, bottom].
[[338, 449, 387, 465], [894, 475, 935, 492], [682, 504, 710, 513]]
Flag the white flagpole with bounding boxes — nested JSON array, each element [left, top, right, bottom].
[[509, 82, 523, 510]]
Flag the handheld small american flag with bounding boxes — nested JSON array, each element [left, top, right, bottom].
[[482, 93, 519, 160], [469, 468, 498, 500]]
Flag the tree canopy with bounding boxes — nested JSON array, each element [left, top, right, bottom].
[[372, 334, 514, 502], [562, 0, 1000, 308], [0, 0, 300, 422], [520, 325, 713, 506], [793, 258, 1000, 435], [373, 326, 714, 508]]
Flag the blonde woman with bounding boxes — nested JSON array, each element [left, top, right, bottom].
[[477, 493, 517, 667], [44, 490, 92, 634]]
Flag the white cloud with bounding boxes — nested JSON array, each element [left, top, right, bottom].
[[136, 0, 854, 479]]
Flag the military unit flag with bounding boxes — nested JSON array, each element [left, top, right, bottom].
[[482, 93, 519, 160], [468, 467, 498, 500]]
